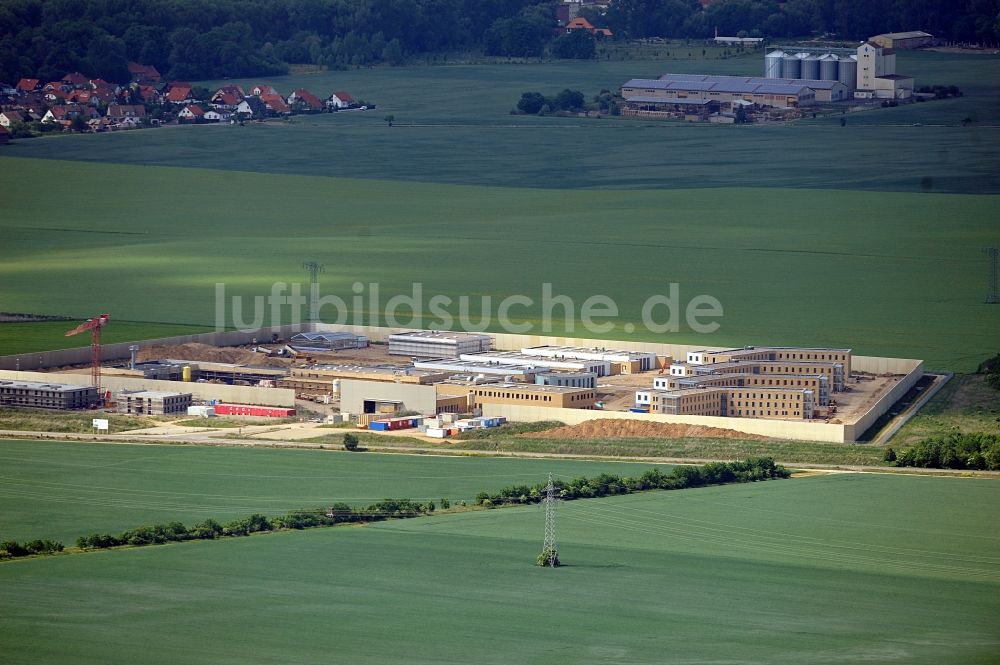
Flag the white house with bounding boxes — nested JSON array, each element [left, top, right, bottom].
[[327, 91, 354, 109], [0, 111, 26, 128], [203, 109, 230, 122], [178, 105, 205, 121]]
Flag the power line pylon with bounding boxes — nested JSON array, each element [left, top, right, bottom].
[[542, 472, 559, 567], [986, 247, 1000, 304], [302, 261, 325, 321]]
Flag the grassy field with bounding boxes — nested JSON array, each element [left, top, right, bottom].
[[892, 374, 1000, 447], [0, 439, 661, 543], [302, 429, 890, 466], [0, 319, 210, 356], [0, 408, 159, 434], [5, 53, 998, 193], [1, 157, 997, 370], [1, 472, 997, 664]]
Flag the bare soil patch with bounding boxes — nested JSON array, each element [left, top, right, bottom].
[[522, 418, 771, 441], [137, 343, 291, 367]]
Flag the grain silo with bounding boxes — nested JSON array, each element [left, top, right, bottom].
[[764, 50, 785, 79], [838, 55, 857, 91], [801, 54, 821, 80], [782, 53, 801, 79], [819, 54, 839, 81]]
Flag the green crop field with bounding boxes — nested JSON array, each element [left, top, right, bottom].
[[1, 472, 997, 664], [0, 439, 658, 544], [1, 156, 997, 370]]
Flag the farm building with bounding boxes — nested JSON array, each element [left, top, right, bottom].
[[622, 75, 821, 113], [388, 331, 492, 358], [289, 331, 368, 352], [869, 31, 934, 50], [0, 380, 98, 409], [116, 390, 192, 415]]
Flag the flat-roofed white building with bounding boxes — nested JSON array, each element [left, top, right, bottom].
[[459, 351, 610, 376], [520, 345, 656, 373], [388, 331, 492, 358]]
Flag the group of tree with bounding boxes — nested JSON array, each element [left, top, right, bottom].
[[593, 0, 1000, 43], [0, 0, 584, 83], [74, 498, 434, 553], [475, 457, 790, 507], [884, 432, 1000, 470], [979, 352, 1000, 390], [0, 538, 63, 560], [516, 88, 587, 114]]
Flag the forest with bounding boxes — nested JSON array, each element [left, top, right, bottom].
[[1, 0, 998, 83]]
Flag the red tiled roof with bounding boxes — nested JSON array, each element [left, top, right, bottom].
[[62, 72, 88, 86], [181, 104, 205, 116], [332, 91, 354, 102], [166, 85, 192, 102], [290, 88, 323, 110], [262, 95, 290, 113], [566, 17, 595, 30], [16, 78, 39, 92]]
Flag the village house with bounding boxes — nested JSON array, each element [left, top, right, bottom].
[[235, 96, 267, 119], [107, 104, 146, 122], [61, 72, 89, 88], [203, 109, 230, 122], [211, 85, 244, 109], [0, 110, 27, 128], [327, 91, 355, 109], [564, 16, 613, 37], [248, 84, 279, 97], [166, 83, 193, 104], [261, 93, 291, 114], [16, 78, 40, 93], [288, 88, 324, 111], [178, 104, 206, 122], [127, 62, 162, 84], [41, 104, 89, 124]]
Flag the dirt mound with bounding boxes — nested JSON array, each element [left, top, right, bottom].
[[137, 343, 288, 366], [524, 419, 770, 441]]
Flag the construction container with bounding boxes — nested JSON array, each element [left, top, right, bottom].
[[426, 427, 449, 438], [370, 416, 420, 431], [182, 366, 193, 382], [186, 405, 215, 417]]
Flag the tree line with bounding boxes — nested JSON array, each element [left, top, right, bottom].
[[885, 432, 1000, 470], [1, 458, 788, 561], [5, 0, 998, 85], [593, 0, 1000, 43], [475, 457, 790, 506], [0, 0, 559, 83]]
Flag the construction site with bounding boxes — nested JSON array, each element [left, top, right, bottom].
[[0, 319, 927, 443]]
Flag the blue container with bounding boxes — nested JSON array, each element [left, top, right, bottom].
[[369, 421, 390, 431]]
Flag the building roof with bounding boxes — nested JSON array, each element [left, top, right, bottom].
[[331, 90, 353, 101], [873, 31, 932, 40], [290, 88, 323, 110], [627, 96, 714, 105], [566, 17, 595, 30], [166, 85, 192, 102], [181, 104, 205, 116], [16, 78, 39, 91], [0, 379, 94, 392], [389, 331, 492, 342], [292, 332, 362, 342], [626, 75, 823, 97]]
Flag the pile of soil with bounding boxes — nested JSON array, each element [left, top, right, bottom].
[[138, 343, 290, 367], [523, 419, 770, 441]]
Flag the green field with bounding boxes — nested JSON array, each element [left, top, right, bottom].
[[0, 320, 210, 356], [1, 156, 997, 369], [0, 439, 659, 544], [1, 472, 997, 664], [2, 52, 999, 369], [5, 52, 999, 192]]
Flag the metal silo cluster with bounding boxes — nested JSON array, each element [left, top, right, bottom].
[[764, 49, 856, 87]]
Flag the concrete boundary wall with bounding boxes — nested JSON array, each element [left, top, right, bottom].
[[480, 404, 849, 442], [843, 361, 924, 441], [0, 370, 295, 407]]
